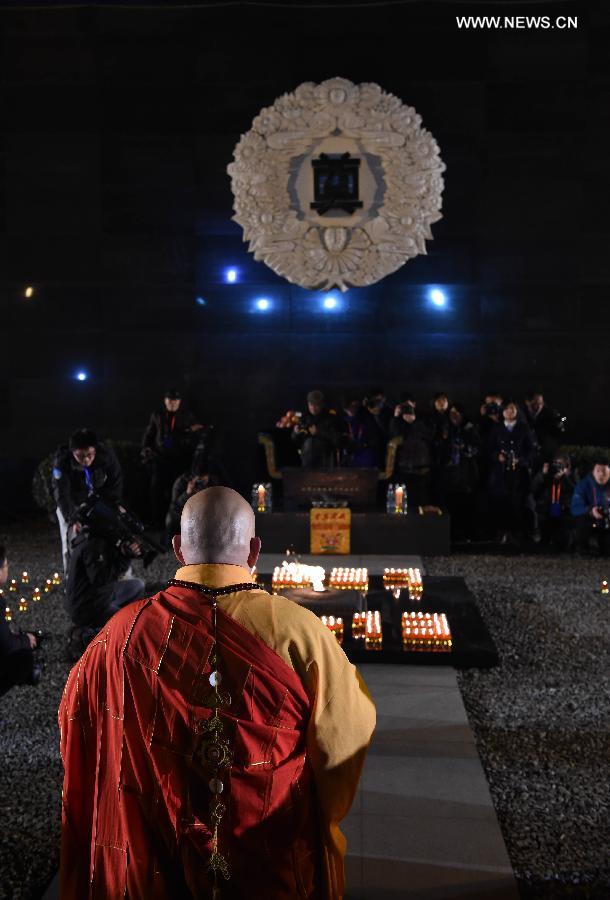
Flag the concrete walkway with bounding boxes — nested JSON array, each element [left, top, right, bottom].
[[344, 665, 518, 899]]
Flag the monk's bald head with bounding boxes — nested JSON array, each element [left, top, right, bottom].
[[174, 486, 259, 568]]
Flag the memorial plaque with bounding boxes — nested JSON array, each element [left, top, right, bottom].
[[310, 508, 351, 554]]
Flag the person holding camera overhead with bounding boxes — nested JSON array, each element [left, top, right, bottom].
[[570, 458, 610, 556]]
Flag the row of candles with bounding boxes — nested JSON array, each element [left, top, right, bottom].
[[321, 611, 382, 649], [319, 609, 452, 653], [402, 611, 452, 652], [3, 571, 61, 621], [383, 567, 424, 601], [272, 563, 369, 593], [329, 567, 369, 592], [272, 561, 326, 592]]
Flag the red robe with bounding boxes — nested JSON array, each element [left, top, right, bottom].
[[59, 584, 321, 899]]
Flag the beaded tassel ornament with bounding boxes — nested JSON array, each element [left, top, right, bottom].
[[197, 597, 232, 897], [168, 579, 257, 898]]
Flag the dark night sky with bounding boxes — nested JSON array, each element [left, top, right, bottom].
[[0, 0, 605, 507]]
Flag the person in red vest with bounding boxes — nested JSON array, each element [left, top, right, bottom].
[[58, 486, 375, 899]]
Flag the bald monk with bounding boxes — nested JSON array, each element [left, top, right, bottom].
[[59, 486, 375, 899]]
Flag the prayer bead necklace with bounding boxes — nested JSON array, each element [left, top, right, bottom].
[[167, 579, 258, 596]]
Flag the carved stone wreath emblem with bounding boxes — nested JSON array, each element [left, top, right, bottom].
[[228, 78, 446, 292]]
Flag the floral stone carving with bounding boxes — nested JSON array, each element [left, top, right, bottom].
[[227, 78, 446, 292]]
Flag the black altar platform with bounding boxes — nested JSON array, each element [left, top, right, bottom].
[[257, 576, 498, 669], [255, 512, 450, 555]]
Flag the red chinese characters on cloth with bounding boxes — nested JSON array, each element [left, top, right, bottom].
[[58, 583, 319, 899]]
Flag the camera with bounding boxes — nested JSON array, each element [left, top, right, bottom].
[[399, 402, 416, 416], [594, 506, 610, 530], [550, 460, 567, 477], [74, 495, 164, 568], [504, 449, 518, 471], [484, 402, 501, 416]]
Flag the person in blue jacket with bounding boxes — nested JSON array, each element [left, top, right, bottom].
[[570, 458, 610, 555]]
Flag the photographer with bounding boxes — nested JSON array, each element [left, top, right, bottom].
[[532, 456, 576, 551], [438, 404, 480, 540], [488, 400, 535, 544], [0, 546, 41, 695], [52, 428, 123, 573], [141, 388, 204, 525], [524, 391, 567, 470], [570, 459, 610, 556], [341, 394, 382, 468], [389, 399, 434, 506], [364, 386, 393, 444], [292, 390, 342, 468], [165, 462, 215, 541], [64, 500, 149, 655]]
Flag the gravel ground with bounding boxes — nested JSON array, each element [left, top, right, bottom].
[[425, 553, 610, 900], [0, 522, 608, 899]]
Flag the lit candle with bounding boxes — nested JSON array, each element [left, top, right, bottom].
[[18, 597, 27, 613], [395, 485, 404, 512], [33, 588, 41, 602], [602, 581, 609, 595], [9, 579, 17, 592], [4, 606, 11, 622], [257, 484, 266, 510], [21, 571, 29, 584]]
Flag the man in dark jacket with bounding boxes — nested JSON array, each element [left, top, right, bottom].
[[438, 404, 480, 540], [389, 401, 435, 506], [292, 390, 342, 468], [364, 387, 393, 447], [570, 459, 610, 555], [524, 391, 567, 469], [141, 388, 203, 524], [341, 395, 382, 468], [52, 428, 123, 572], [488, 401, 536, 543], [0, 546, 42, 695], [532, 456, 576, 551]]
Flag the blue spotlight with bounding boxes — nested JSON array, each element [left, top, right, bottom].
[[195, 296, 206, 307], [224, 267, 238, 284], [429, 288, 447, 307], [75, 370, 88, 382], [255, 297, 271, 311], [323, 294, 339, 310]]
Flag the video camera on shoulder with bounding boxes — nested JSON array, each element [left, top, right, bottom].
[[73, 495, 164, 567]]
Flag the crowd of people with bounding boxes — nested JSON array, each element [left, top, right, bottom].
[[16, 382, 604, 658], [278, 387, 610, 553]]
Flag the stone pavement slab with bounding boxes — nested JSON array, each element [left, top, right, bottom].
[[344, 664, 519, 899]]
